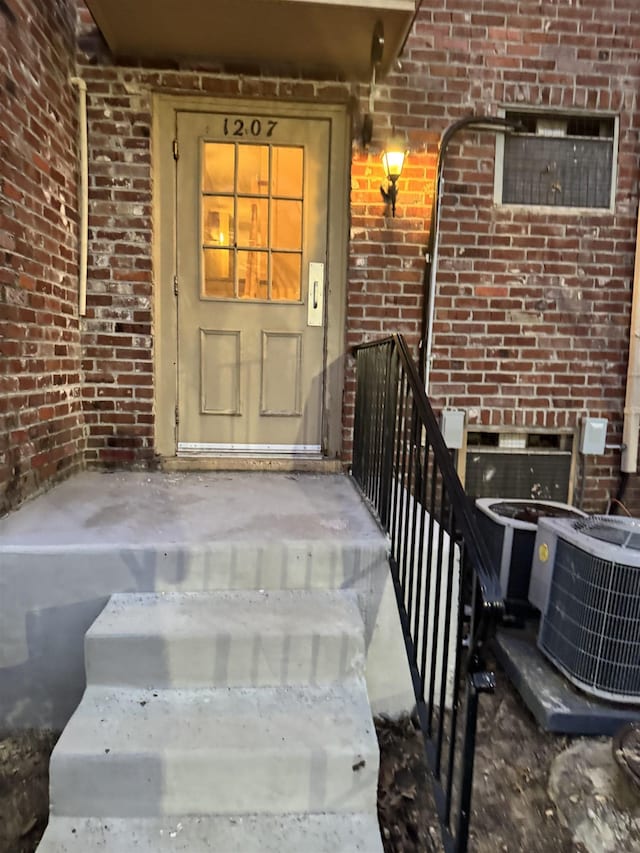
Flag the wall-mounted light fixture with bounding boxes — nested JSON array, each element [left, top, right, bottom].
[[380, 138, 407, 217]]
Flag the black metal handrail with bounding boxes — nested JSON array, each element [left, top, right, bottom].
[[351, 334, 503, 853]]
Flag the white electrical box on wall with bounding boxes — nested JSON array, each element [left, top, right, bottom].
[[580, 417, 608, 455], [440, 410, 465, 449]]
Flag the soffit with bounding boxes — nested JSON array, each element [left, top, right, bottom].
[[84, 0, 416, 80]]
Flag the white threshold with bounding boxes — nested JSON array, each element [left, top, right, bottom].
[[177, 442, 322, 459]]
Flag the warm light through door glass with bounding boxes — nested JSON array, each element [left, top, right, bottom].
[[237, 198, 268, 249], [203, 250, 234, 298], [272, 147, 303, 197], [238, 146, 269, 195], [272, 200, 302, 251], [238, 250, 268, 299], [203, 143, 235, 193], [203, 196, 234, 246], [202, 141, 304, 302], [272, 253, 301, 301]]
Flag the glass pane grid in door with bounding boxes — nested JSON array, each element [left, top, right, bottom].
[[202, 142, 304, 302]]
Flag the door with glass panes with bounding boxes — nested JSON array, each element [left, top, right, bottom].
[[176, 110, 329, 456]]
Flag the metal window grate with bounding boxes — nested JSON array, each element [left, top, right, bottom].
[[464, 450, 572, 502], [501, 112, 615, 208]]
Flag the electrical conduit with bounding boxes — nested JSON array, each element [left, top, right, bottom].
[[69, 76, 88, 316], [420, 116, 521, 390]]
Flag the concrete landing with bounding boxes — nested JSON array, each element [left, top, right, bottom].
[[0, 472, 412, 731], [0, 471, 381, 548]]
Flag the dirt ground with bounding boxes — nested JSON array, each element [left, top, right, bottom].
[[377, 657, 581, 853], [0, 730, 57, 853], [0, 666, 584, 853]]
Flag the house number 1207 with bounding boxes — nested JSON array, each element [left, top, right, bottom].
[[223, 118, 278, 137]]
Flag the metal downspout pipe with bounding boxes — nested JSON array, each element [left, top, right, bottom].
[[621, 203, 640, 475], [69, 76, 88, 317]]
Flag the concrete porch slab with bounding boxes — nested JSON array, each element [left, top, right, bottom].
[[0, 472, 413, 731], [0, 471, 382, 549]]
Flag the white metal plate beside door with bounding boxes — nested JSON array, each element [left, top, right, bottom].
[[307, 262, 324, 327]]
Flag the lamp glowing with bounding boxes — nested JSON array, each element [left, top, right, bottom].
[[380, 138, 408, 217]]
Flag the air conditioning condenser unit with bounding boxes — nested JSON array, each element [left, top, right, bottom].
[[475, 499, 585, 616], [530, 515, 640, 704]]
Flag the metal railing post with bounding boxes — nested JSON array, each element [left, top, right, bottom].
[[379, 343, 398, 529]]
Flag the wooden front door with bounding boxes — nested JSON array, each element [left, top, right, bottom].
[[175, 108, 330, 458]]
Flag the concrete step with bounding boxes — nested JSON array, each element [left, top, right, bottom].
[[38, 813, 385, 852], [85, 590, 365, 688], [49, 682, 379, 817]]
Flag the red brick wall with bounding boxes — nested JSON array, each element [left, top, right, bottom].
[[342, 148, 435, 457], [0, 0, 84, 513], [75, 5, 353, 469], [3, 2, 637, 514], [345, 1, 640, 513], [76, 67, 156, 468], [74, 1, 639, 513]]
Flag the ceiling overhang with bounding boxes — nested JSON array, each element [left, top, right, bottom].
[[84, 0, 417, 81]]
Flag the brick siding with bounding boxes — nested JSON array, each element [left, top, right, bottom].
[[1, 0, 639, 515], [76, 61, 157, 469], [0, 0, 84, 513], [345, 1, 640, 513], [75, 5, 356, 470]]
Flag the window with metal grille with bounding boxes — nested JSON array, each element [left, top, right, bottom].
[[463, 430, 575, 503], [497, 111, 617, 209]]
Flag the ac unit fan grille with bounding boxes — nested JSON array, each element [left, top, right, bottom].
[[572, 515, 640, 551], [539, 537, 640, 702]]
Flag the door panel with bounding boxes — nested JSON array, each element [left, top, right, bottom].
[[261, 332, 302, 416], [176, 110, 329, 456], [200, 329, 241, 415]]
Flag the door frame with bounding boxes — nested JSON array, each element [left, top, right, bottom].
[[153, 94, 350, 460]]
